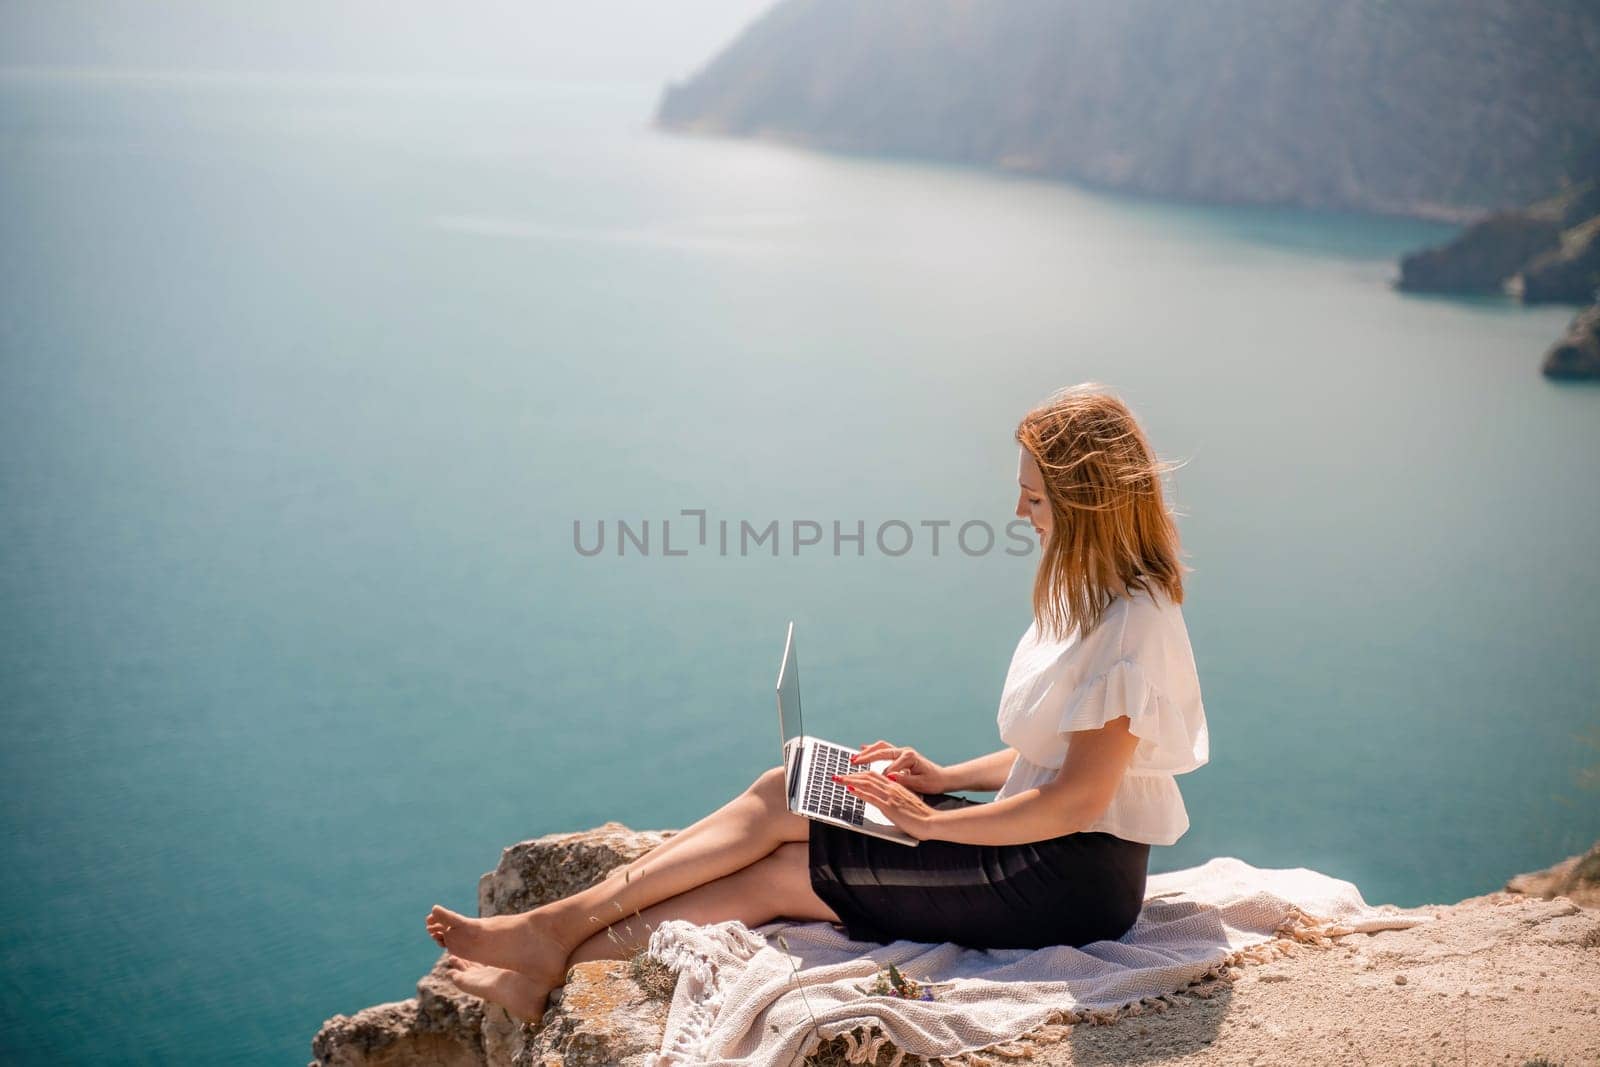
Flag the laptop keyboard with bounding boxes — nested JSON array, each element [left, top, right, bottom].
[[805, 745, 866, 826]]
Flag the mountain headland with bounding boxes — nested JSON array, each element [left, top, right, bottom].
[[652, 0, 1600, 376], [654, 0, 1600, 224]]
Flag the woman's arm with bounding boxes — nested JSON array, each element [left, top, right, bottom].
[[940, 747, 1018, 793], [928, 717, 1140, 845], [925, 783, 1090, 845], [842, 718, 1141, 847]]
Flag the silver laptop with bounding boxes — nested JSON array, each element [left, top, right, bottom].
[[776, 621, 919, 846]]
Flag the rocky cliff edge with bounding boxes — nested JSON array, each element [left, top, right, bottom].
[[310, 830, 1600, 1067]]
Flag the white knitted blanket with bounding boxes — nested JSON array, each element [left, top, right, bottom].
[[646, 856, 1436, 1067]]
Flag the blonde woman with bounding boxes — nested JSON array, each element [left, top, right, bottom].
[[425, 383, 1209, 1025]]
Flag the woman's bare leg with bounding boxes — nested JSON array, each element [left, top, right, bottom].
[[601, 777, 774, 883], [567, 839, 839, 966], [603, 766, 799, 882], [425, 767, 808, 983], [438, 841, 839, 1023]]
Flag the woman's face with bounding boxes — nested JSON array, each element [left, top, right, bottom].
[[1015, 448, 1051, 543]]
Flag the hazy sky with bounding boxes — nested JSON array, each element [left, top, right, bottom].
[[0, 0, 779, 86]]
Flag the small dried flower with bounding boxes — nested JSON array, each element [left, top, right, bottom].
[[856, 963, 940, 1001]]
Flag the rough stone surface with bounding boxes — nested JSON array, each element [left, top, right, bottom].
[[309, 956, 486, 1067], [1392, 174, 1600, 373], [1505, 839, 1600, 908], [1542, 303, 1600, 380], [1519, 215, 1600, 304], [477, 820, 677, 920], [310, 823, 673, 1067], [314, 827, 1600, 1067], [1397, 212, 1563, 293], [516, 958, 672, 1066], [1527, 178, 1600, 230], [1013, 891, 1600, 1067]]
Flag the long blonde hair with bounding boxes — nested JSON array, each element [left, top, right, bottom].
[[1015, 383, 1188, 642]]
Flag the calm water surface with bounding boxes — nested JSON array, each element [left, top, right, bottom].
[[1, 72, 1595, 1064]]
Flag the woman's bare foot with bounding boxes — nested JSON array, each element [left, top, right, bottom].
[[440, 955, 554, 1026], [425, 905, 569, 991]]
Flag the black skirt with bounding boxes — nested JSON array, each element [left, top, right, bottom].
[[808, 793, 1150, 950]]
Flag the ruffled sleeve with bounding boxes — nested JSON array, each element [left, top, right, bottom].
[[1056, 658, 1209, 775]]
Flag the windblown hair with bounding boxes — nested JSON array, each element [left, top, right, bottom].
[[1015, 383, 1189, 642]]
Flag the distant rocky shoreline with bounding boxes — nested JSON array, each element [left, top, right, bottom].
[[310, 829, 1600, 1066], [654, 1, 1600, 226], [651, 0, 1600, 381], [1396, 180, 1600, 379]]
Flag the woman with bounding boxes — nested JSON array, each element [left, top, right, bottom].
[[425, 382, 1209, 1025]]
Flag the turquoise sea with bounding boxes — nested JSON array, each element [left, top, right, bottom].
[[1, 72, 1596, 1064]]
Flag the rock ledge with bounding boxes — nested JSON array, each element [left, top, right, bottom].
[[311, 830, 1600, 1067]]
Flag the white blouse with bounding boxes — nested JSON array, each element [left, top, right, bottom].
[[992, 584, 1208, 846]]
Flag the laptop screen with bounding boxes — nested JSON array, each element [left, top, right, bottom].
[[776, 620, 802, 750]]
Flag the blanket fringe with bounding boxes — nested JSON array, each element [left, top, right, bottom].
[[649, 920, 772, 1065], [821, 903, 1351, 1066], [656, 905, 1349, 1066]]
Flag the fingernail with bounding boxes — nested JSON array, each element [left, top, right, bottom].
[[887, 773, 899, 780], [830, 774, 841, 782]]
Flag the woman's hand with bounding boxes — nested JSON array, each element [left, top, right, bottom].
[[831, 769, 943, 841], [849, 739, 953, 795]]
